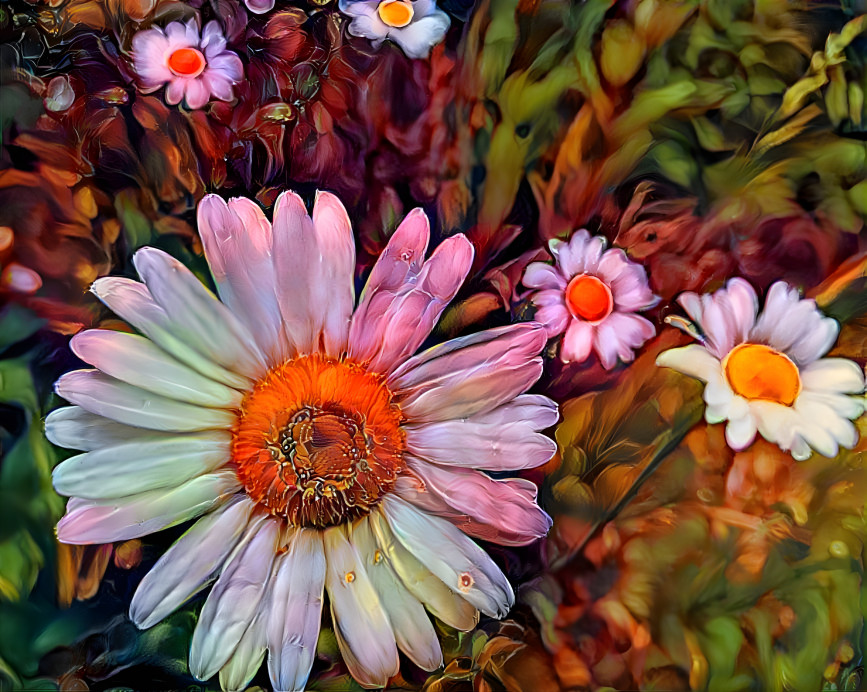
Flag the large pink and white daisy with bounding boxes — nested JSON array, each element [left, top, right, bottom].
[[47, 192, 556, 691]]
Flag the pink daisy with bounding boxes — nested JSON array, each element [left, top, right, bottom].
[[523, 230, 659, 368], [132, 20, 243, 110], [47, 192, 556, 692]]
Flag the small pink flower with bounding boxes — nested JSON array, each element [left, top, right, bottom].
[[523, 230, 659, 368], [132, 20, 243, 110]]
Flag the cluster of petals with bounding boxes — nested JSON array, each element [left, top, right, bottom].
[[523, 230, 659, 368], [47, 191, 556, 691], [132, 20, 243, 110], [657, 278, 866, 460], [339, 0, 450, 59]]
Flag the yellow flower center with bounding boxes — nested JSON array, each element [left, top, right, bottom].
[[723, 343, 801, 406], [232, 355, 406, 527], [378, 0, 414, 27], [167, 47, 206, 77], [565, 274, 613, 322]]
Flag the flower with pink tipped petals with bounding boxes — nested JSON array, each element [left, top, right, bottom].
[[523, 230, 659, 368], [47, 193, 556, 692], [132, 20, 243, 110]]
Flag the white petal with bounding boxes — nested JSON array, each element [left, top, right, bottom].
[[71, 330, 242, 408], [266, 528, 326, 692], [380, 495, 514, 618], [57, 471, 241, 544], [190, 517, 279, 681], [368, 511, 479, 631], [130, 498, 255, 629], [795, 393, 859, 454], [656, 344, 721, 382], [90, 277, 250, 390], [53, 433, 231, 499], [389, 11, 450, 59], [55, 370, 236, 432], [350, 518, 442, 671], [801, 358, 866, 395], [724, 415, 757, 450], [45, 406, 175, 451], [323, 526, 399, 688], [133, 247, 266, 378], [219, 613, 267, 692]]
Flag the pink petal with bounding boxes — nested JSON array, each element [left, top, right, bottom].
[[351, 224, 474, 374], [404, 396, 557, 471], [349, 209, 430, 362], [389, 323, 547, 423], [197, 195, 285, 360], [271, 191, 355, 357], [184, 78, 210, 109], [593, 312, 656, 369], [560, 319, 593, 363], [56, 472, 240, 544], [535, 303, 570, 338], [405, 459, 551, 546], [522, 262, 565, 290]]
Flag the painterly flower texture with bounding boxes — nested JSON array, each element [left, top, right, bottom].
[[47, 192, 556, 691], [657, 278, 866, 460], [523, 230, 659, 368], [339, 0, 450, 59], [132, 20, 243, 110]]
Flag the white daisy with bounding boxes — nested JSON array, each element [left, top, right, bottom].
[[657, 278, 865, 460], [47, 191, 556, 691], [339, 0, 450, 59]]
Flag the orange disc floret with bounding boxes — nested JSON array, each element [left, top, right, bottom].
[[565, 274, 613, 322], [724, 343, 800, 406], [167, 48, 206, 77], [232, 355, 406, 527]]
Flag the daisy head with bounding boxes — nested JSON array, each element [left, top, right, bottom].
[[657, 278, 866, 460], [523, 230, 659, 368], [132, 20, 243, 110], [338, 0, 450, 59], [47, 192, 556, 691]]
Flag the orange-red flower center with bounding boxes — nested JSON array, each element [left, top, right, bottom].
[[232, 355, 406, 527], [565, 274, 613, 322], [724, 343, 801, 406], [167, 48, 206, 77], [378, 0, 414, 27]]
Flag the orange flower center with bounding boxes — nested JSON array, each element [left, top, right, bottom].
[[167, 48, 206, 77], [565, 274, 613, 322], [232, 355, 406, 527], [724, 343, 801, 406], [377, 0, 414, 27]]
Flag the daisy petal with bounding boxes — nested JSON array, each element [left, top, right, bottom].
[[405, 458, 552, 545], [197, 195, 285, 360], [219, 613, 267, 692], [133, 247, 266, 378], [381, 495, 514, 618], [656, 344, 720, 382], [368, 510, 479, 630], [267, 529, 326, 692], [388, 11, 450, 59], [725, 415, 758, 450], [71, 330, 242, 408], [358, 233, 474, 375], [523, 262, 565, 290], [55, 370, 236, 432], [561, 320, 593, 363], [56, 470, 240, 544], [189, 517, 279, 681], [351, 518, 442, 671], [130, 497, 255, 629], [90, 277, 250, 390], [324, 526, 399, 688], [45, 406, 172, 451], [800, 358, 866, 394], [390, 323, 546, 422], [52, 433, 231, 499]]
